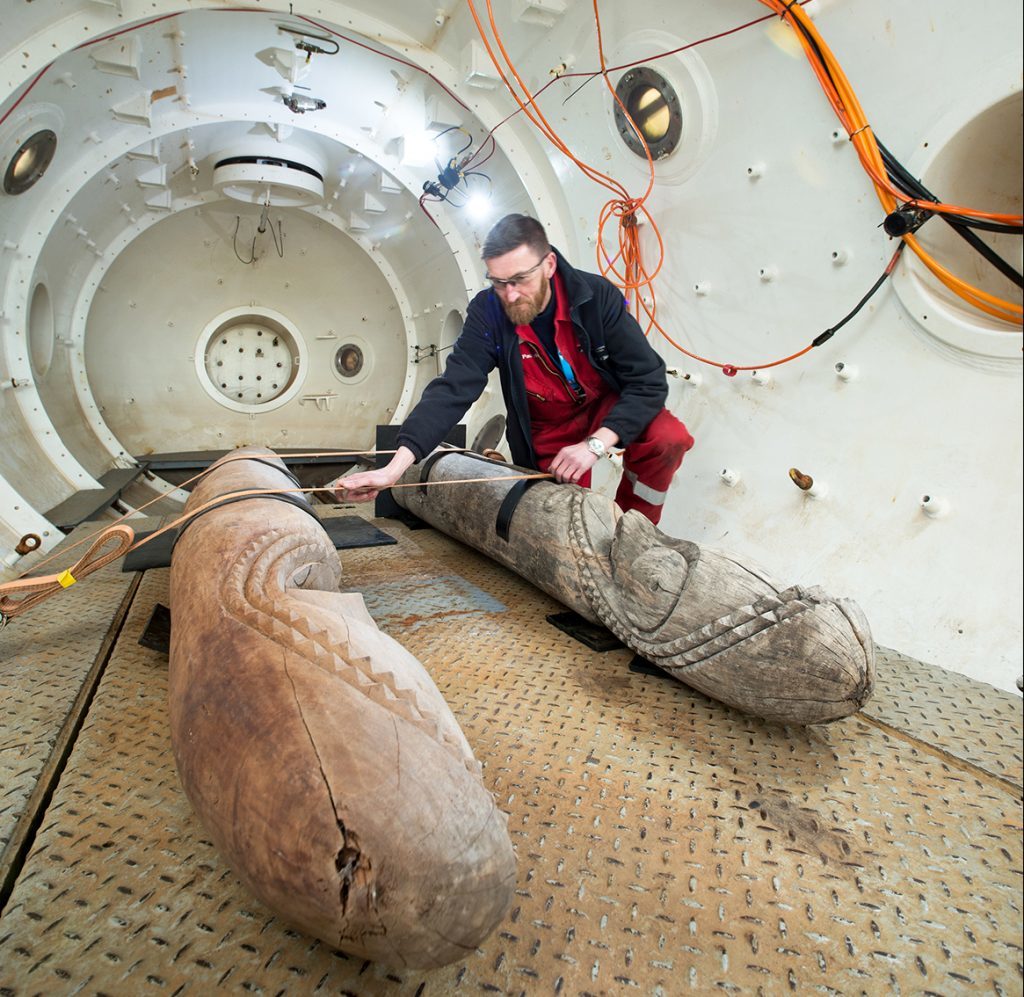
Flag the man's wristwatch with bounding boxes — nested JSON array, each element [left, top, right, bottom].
[[585, 436, 607, 458]]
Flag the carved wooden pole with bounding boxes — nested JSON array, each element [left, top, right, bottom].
[[168, 448, 515, 968], [393, 452, 875, 725]]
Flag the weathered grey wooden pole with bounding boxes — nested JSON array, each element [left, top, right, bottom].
[[393, 451, 875, 725], [168, 448, 515, 968]]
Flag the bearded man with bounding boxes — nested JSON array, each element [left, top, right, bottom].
[[335, 213, 693, 525]]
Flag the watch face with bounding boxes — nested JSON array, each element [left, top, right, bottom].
[[587, 437, 604, 455]]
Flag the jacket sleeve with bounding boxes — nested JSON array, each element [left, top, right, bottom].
[[592, 278, 669, 446], [395, 292, 500, 460]]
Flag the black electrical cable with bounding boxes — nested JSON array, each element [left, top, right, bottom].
[[779, 8, 1022, 289], [780, 7, 833, 83], [877, 141, 1023, 287], [232, 216, 256, 265], [877, 143, 1022, 231], [937, 214, 1022, 236], [811, 243, 905, 348], [938, 216, 1022, 288], [434, 126, 474, 158], [269, 218, 284, 259]]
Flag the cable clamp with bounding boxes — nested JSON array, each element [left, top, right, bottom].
[[883, 205, 931, 237], [847, 124, 873, 140]]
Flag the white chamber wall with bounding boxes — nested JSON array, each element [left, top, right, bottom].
[[527, 1, 1022, 693], [85, 202, 408, 455]]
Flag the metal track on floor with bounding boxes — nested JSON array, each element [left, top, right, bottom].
[[1, 513, 1021, 995]]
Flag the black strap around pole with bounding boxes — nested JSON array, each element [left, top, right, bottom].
[[171, 490, 319, 552], [418, 449, 461, 495], [495, 477, 543, 542]]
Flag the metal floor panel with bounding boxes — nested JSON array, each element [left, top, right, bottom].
[[0, 523, 140, 884], [862, 646, 1022, 793], [0, 517, 1021, 995]]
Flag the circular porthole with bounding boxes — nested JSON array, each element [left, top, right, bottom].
[[334, 343, 364, 377], [603, 32, 717, 184], [329, 334, 373, 386], [3, 129, 57, 195], [195, 308, 306, 413], [613, 67, 682, 161]]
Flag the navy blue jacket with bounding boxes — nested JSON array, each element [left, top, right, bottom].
[[396, 248, 669, 468]]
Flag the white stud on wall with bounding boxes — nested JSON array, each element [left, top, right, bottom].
[[921, 494, 951, 519]]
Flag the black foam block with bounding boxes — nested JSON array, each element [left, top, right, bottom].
[[545, 610, 624, 652]]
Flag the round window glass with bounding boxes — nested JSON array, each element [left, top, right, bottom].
[[334, 344, 364, 377], [4, 130, 57, 195], [613, 67, 683, 160]]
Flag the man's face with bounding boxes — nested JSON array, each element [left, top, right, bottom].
[[485, 246, 555, 326]]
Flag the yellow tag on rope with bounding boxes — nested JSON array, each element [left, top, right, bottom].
[[57, 570, 77, 588]]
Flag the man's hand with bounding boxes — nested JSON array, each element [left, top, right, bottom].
[[331, 445, 417, 503], [548, 427, 620, 484], [548, 441, 600, 484], [331, 467, 401, 503]]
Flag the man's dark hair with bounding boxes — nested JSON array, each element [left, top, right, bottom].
[[482, 214, 551, 261]]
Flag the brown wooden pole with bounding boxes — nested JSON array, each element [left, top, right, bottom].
[[393, 451, 875, 725], [168, 447, 515, 968]]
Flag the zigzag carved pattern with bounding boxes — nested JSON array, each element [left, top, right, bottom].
[[220, 526, 479, 775]]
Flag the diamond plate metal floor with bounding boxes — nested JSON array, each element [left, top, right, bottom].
[[1, 513, 1021, 995]]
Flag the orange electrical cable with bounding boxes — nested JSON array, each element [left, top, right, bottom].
[[591, 0, 666, 324], [792, 16, 1019, 225], [468, 0, 670, 331], [467, 0, 875, 369], [468, 0, 632, 201], [763, 0, 1021, 325], [469, 0, 1021, 345]]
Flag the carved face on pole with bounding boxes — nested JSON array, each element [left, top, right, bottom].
[[607, 510, 692, 633]]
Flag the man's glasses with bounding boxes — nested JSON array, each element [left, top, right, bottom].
[[486, 257, 546, 290]]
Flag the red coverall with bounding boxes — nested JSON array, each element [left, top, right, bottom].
[[514, 273, 694, 525]]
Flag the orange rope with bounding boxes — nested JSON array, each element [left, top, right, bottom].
[[0, 525, 135, 625], [116, 470, 551, 568]]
